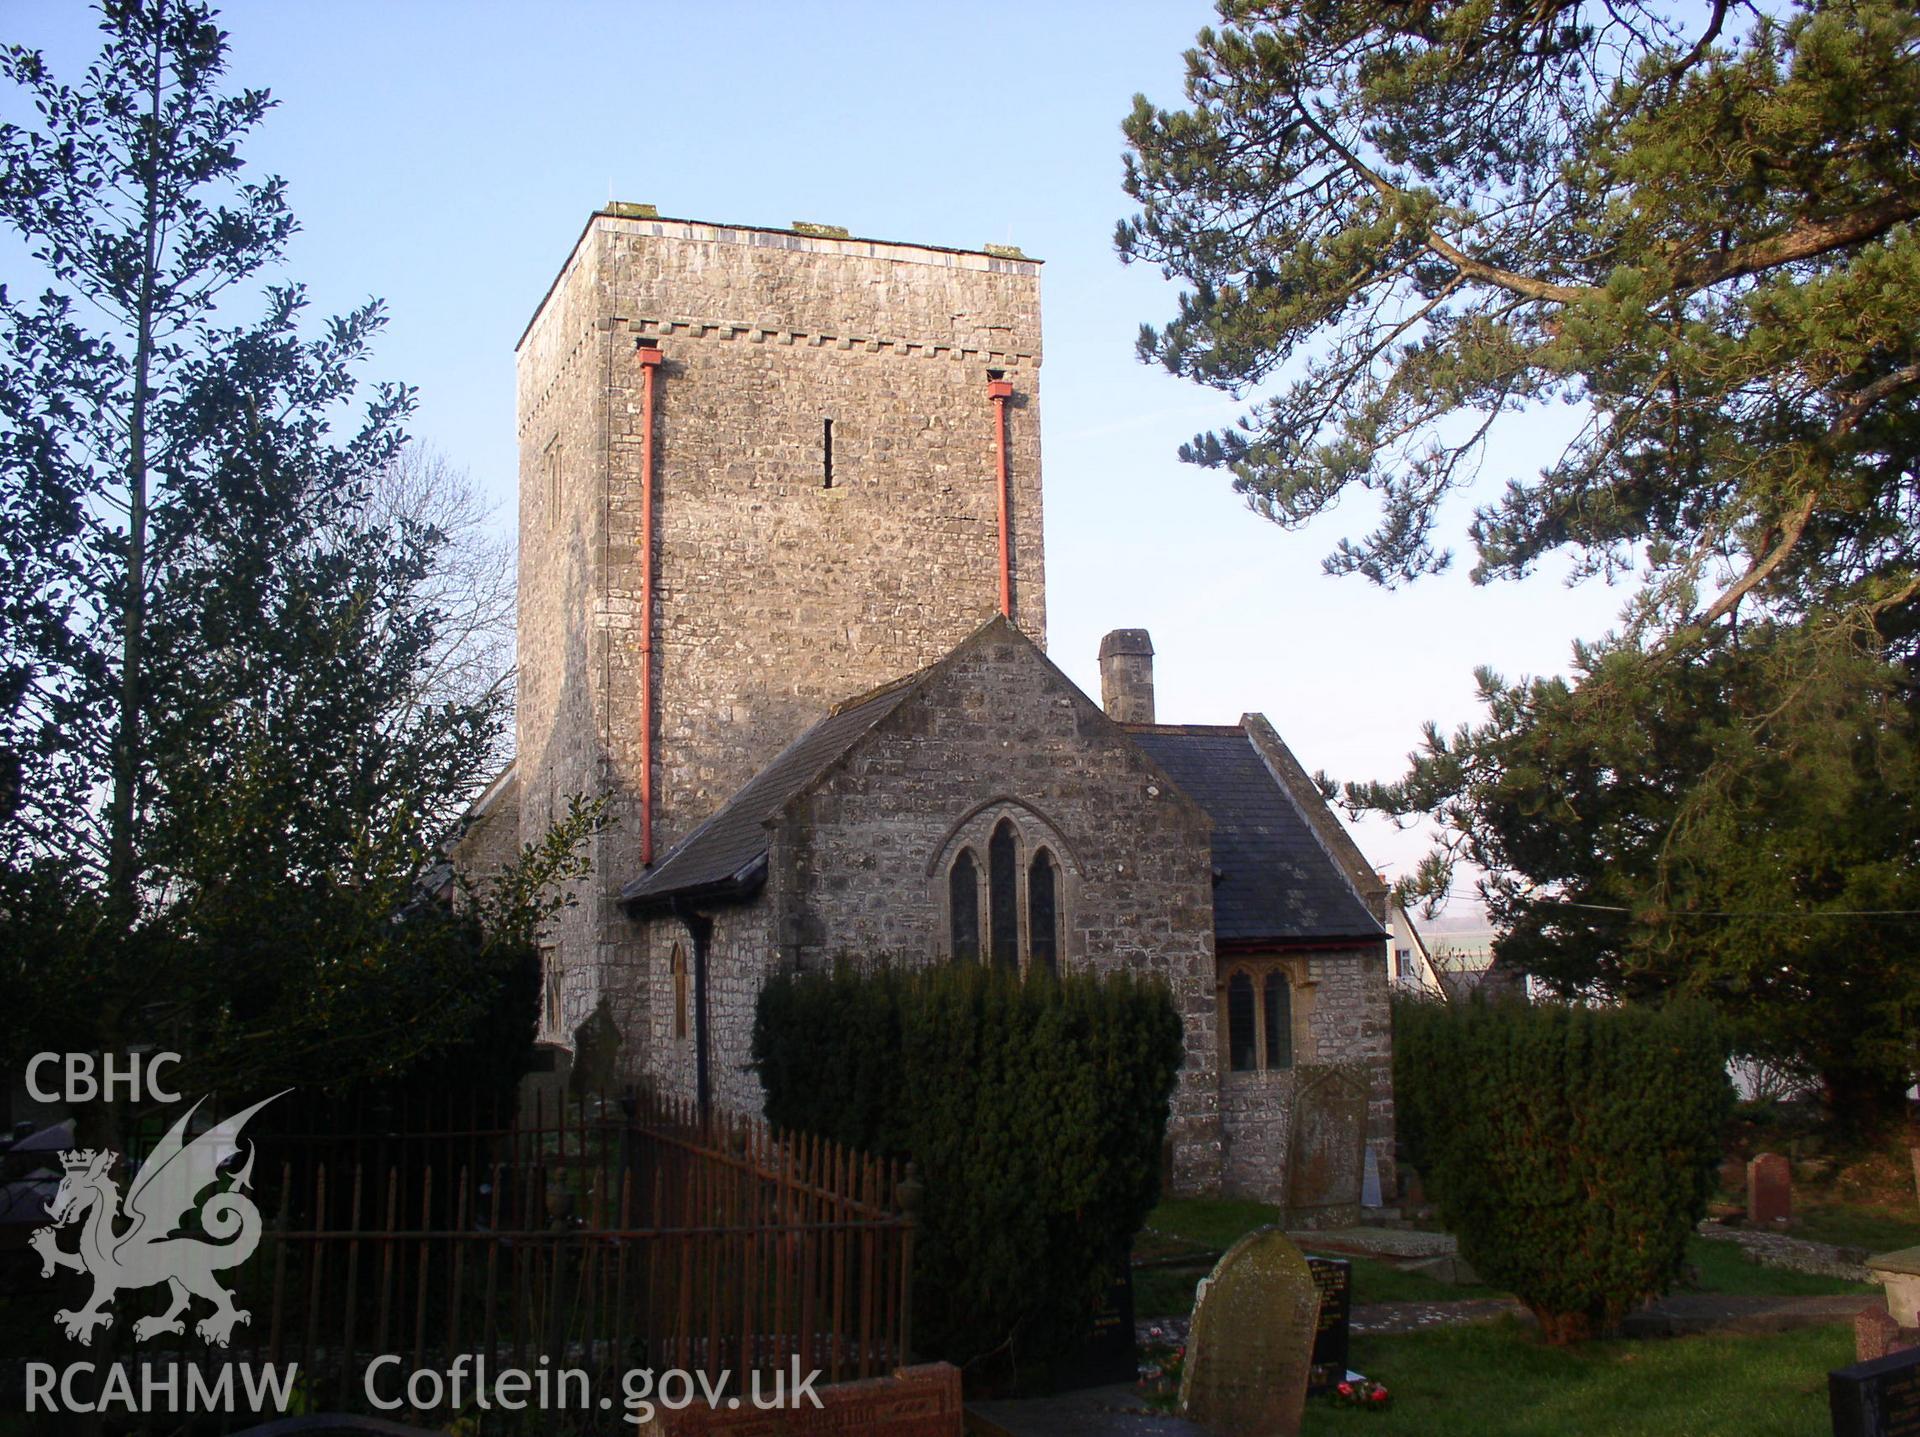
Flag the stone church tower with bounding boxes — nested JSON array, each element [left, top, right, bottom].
[[513, 207, 1046, 1041]]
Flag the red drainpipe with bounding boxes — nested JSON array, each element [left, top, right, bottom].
[[988, 373, 1014, 618], [637, 340, 663, 868]]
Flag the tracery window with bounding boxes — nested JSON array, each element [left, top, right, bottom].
[[1223, 962, 1297, 1073], [949, 849, 981, 962], [937, 808, 1073, 973]]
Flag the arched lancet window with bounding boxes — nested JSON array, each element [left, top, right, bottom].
[[1029, 848, 1060, 977], [1263, 970, 1292, 1069], [988, 820, 1020, 971], [671, 942, 688, 1040], [949, 850, 980, 962], [1227, 971, 1258, 1072]]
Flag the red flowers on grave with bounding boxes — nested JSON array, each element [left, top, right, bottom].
[[1331, 1378, 1392, 1411]]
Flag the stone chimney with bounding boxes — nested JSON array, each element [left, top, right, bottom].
[[1099, 629, 1155, 724]]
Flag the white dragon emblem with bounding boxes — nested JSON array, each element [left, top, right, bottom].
[[30, 1092, 284, 1347]]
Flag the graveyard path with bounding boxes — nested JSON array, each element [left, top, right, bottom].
[[1693, 1220, 1873, 1282], [1137, 1296, 1526, 1348], [1350, 1297, 1528, 1335]]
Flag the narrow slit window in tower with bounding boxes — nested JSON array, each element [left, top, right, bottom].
[[822, 417, 834, 488]]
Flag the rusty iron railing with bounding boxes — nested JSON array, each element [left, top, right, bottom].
[[177, 1089, 918, 1425]]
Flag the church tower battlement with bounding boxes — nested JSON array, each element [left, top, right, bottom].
[[514, 209, 1045, 1039]]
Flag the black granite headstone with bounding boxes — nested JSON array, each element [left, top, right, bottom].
[[1830, 1345, 1920, 1437], [1054, 1252, 1139, 1391], [1306, 1256, 1352, 1393]]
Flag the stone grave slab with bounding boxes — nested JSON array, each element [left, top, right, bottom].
[[1830, 1344, 1920, 1437], [1305, 1256, 1352, 1393], [1180, 1228, 1320, 1437], [1748, 1152, 1792, 1225], [1869, 1248, 1920, 1329]]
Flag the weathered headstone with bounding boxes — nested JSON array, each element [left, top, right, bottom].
[[1287, 1067, 1368, 1227], [1306, 1256, 1353, 1393], [1829, 1345, 1920, 1437], [568, 998, 624, 1099], [1748, 1152, 1792, 1225], [1053, 1250, 1138, 1391], [1181, 1229, 1320, 1437], [1361, 1147, 1383, 1209]]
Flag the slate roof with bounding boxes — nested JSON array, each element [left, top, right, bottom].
[[619, 676, 921, 912], [1126, 726, 1385, 945]]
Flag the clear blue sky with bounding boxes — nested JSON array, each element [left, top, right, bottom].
[[6, 2, 1634, 911]]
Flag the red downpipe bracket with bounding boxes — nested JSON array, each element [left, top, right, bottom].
[[988, 375, 1014, 618], [637, 341, 663, 868]]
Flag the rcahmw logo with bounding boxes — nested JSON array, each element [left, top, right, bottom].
[[23, 1053, 298, 1416]]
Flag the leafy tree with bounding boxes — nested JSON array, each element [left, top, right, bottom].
[[1357, 630, 1920, 1121], [1120, 1, 1920, 1123], [0, 2, 581, 1118]]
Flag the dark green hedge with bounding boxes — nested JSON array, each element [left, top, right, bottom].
[[752, 962, 1184, 1374], [1394, 994, 1731, 1342]]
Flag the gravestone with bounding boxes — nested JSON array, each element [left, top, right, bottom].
[[568, 999, 624, 1099], [1749, 1152, 1792, 1226], [1829, 1345, 1920, 1437], [1181, 1229, 1321, 1437], [1287, 1067, 1369, 1227], [1305, 1256, 1353, 1393], [1053, 1249, 1138, 1391]]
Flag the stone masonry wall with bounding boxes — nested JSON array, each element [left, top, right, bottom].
[[631, 904, 777, 1116], [514, 230, 631, 1052], [1216, 948, 1395, 1203], [515, 214, 1046, 1068], [447, 768, 520, 902], [754, 623, 1224, 1194]]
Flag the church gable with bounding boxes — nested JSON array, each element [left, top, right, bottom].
[[767, 616, 1217, 982]]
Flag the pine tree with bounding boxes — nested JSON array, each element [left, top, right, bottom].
[[1120, 1, 1920, 1123]]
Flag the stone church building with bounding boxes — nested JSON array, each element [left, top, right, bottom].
[[458, 207, 1395, 1208]]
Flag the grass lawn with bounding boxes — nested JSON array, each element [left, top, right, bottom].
[[1143, 1197, 1286, 1249], [1136, 1199, 1498, 1316], [1301, 1319, 1852, 1436], [1135, 1199, 1877, 1318], [1686, 1235, 1876, 1296], [1790, 1201, 1920, 1254]]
